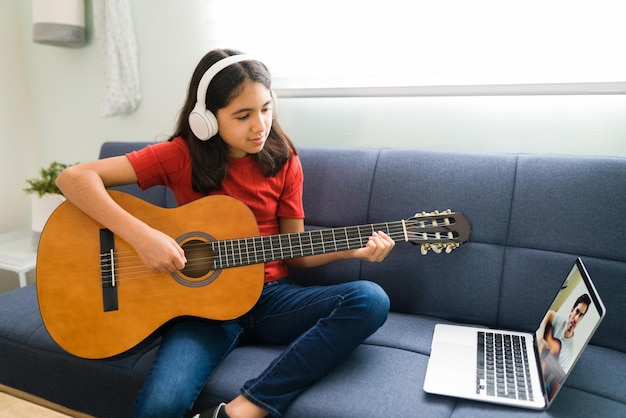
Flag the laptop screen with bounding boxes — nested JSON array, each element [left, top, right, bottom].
[[535, 258, 606, 404]]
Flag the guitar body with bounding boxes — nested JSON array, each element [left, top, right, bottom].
[[543, 322, 562, 357], [541, 322, 565, 389], [37, 191, 264, 359]]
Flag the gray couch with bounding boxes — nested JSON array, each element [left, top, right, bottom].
[[1, 142, 625, 417]]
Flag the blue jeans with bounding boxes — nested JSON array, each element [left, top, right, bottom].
[[132, 279, 390, 418]]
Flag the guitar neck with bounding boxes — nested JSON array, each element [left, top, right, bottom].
[[210, 221, 407, 269]]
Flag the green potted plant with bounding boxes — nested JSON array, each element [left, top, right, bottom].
[[24, 161, 75, 245]]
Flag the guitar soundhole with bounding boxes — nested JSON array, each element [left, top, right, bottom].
[[180, 239, 213, 278], [172, 232, 220, 288]]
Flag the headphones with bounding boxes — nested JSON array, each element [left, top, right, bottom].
[[188, 54, 277, 141]]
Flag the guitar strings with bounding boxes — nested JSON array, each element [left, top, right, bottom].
[[96, 228, 457, 285]]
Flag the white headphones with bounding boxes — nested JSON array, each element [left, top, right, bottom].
[[188, 54, 276, 141]]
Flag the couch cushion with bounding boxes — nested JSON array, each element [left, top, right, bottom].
[[507, 154, 626, 261]]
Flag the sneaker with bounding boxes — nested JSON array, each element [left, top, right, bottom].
[[202, 402, 230, 418]]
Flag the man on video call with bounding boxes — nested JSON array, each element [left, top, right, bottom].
[[536, 293, 592, 398]]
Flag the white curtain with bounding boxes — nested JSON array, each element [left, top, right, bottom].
[[92, 0, 141, 117]]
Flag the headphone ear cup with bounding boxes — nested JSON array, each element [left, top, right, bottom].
[[189, 103, 219, 141]]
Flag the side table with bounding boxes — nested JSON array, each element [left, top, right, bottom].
[[0, 229, 37, 288]]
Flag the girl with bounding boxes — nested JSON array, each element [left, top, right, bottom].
[[56, 49, 394, 418]]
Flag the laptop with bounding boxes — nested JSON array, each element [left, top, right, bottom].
[[423, 258, 606, 409]]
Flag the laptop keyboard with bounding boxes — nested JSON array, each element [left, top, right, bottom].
[[476, 331, 534, 401]]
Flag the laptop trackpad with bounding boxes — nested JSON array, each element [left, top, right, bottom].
[[424, 325, 477, 396]]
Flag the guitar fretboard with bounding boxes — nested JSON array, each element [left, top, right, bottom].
[[210, 221, 407, 269]]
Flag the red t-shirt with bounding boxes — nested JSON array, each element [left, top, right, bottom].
[[126, 137, 305, 282]]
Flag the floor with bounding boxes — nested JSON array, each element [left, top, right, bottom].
[[0, 387, 203, 418], [0, 387, 76, 418]]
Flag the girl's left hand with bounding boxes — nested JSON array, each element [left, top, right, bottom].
[[354, 231, 395, 263]]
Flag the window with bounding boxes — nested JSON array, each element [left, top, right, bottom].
[[203, 0, 626, 96]]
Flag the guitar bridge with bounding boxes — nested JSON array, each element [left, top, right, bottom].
[[100, 229, 118, 312]]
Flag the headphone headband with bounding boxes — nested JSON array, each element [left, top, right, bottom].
[[195, 54, 255, 106]]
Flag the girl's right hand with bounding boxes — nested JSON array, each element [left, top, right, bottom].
[[129, 227, 187, 274]]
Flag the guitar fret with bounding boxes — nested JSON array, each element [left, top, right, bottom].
[[260, 236, 266, 263], [253, 237, 261, 264], [342, 227, 352, 250], [275, 235, 281, 260], [257, 237, 265, 263], [236, 239, 244, 267], [228, 239, 235, 267], [221, 240, 227, 268], [293, 233, 301, 259], [236, 239, 242, 267], [226, 240, 233, 267], [230, 240, 237, 267], [272, 235, 278, 261], [245, 238, 251, 265], [265, 235, 272, 262], [299, 232, 312, 257], [287, 234, 294, 258], [309, 231, 315, 255], [271, 236, 276, 261], [332, 228, 344, 251], [321, 230, 333, 253], [301, 233, 307, 257], [336, 228, 345, 251], [265, 235, 271, 262], [359, 225, 372, 247], [346, 226, 361, 250], [276, 235, 282, 261], [215, 241, 223, 269]]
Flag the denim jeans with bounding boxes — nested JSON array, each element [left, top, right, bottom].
[[132, 279, 390, 418]]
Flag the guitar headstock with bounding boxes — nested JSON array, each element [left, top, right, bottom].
[[404, 210, 471, 255]]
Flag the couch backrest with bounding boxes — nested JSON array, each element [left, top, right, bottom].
[[295, 147, 626, 356], [99, 142, 626, 355]]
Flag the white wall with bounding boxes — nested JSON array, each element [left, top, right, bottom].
[[4, 0, 626, 236], [0, 0, 37, 290], [1, 0, 37, 233]]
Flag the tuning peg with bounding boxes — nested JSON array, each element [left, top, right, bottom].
[[447, 243, 461, 253], [421, 242, 461, 256]]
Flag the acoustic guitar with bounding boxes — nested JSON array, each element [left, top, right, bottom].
[[541, 322, 566, 396], [37, 190, 471, 359]]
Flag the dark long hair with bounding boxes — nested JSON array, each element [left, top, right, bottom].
[[170, 48, 297, 194]]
